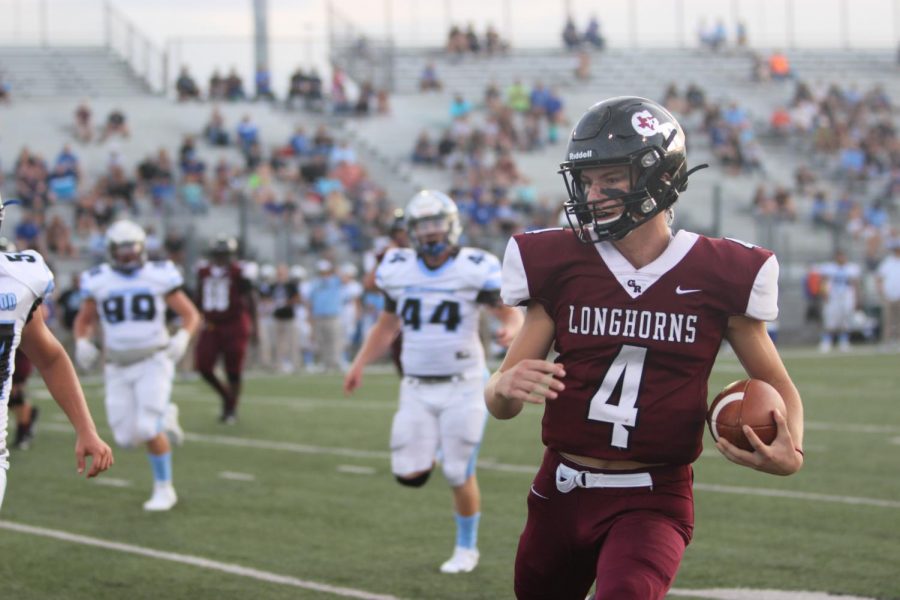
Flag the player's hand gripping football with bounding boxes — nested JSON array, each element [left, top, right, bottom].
[[75, 430, 114, 478], [715, 410, 804, 476], [495, 360, 565, 405]]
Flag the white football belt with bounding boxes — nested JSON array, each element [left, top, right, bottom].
[[555, 463, 653, 493]]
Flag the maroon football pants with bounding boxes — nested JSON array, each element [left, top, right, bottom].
[[194, 324, 249, 375], [514, 450, 694, 600]]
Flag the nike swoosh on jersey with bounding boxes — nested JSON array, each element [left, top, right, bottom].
[[675, 286, 702, 295]]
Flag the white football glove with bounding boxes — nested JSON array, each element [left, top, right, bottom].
[[75, 338, 100, 370], [166, 329, 191, 363]]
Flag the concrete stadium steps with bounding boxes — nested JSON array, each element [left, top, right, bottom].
[[0, 46, 150, 98]]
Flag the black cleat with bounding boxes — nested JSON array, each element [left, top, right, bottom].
[[12, 407, 39, 450]]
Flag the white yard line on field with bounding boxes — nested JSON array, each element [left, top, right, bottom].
[[92, 477, 132, 488], [0, 520, 403, 600], [669, 589, 875, 600], [219, 471, 256, 482], [337, 465, 377, 475], [35, 424, 897, 509]]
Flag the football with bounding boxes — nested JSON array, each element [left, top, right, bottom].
[[707, 379, 786, 451]]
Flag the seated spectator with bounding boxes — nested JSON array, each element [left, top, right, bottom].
[[225, 68, 246, 101], [287, 67, 311, 109], [14, 211, 43, 253], [255, 64, 274, 100], [768, 51, 793, 80], [575, 49, 591, 81], [505, 80, 530, 113], [0, 75, 9, 103], [210, 158, 237, 205], [485, 24, 506, 55], [236, 114, 259, 155], [562, 17, 581, 50], [446, 25, 468, 57], [354, 81, 374, 115], [204, 107, 229, 146], [736, 21, 748, 47], [544, 88, 565, 143], [376, 88, 390, 115], [329, 140, 357, 167], [773, 187, 797, 221], [450, 94, 472, 119], [74, 101, 93, 143], [288, 126, 310, 156], [419, 62, 442, 92], [48, 162, 79, 203], [99, 109, 130, 142], [45, 214, 77, 258], [175, 66, 200, 101], [584, 15, 605, 50], [209, 69, 226, 100], [465, 23, 481, 54], [770, 106, 792, 137], [411, 131, 438, 165], [810, 191, 834, 228]]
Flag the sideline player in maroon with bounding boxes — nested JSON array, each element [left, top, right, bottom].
[[194, 236, 256, 423], [485, 97, 805, 600]]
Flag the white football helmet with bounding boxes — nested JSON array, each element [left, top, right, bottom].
[[107, 220, 147, 273], [259, 263, 277, 283], [405, 190, 461, 257]]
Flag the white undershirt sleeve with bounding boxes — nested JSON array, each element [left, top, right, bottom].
[[745, 254, 779, 321], [500, 237, 530, 307]]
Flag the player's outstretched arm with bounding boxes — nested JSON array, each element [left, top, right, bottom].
[[165, 289, 202, 362], [20, 306, 113, 478], [722, 315, 804, 476], [486, 301, 563, 420], [489, 303, 525, 347], [343, 310, 401, 395]]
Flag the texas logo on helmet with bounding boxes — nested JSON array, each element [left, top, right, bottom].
[[631, 110, 661, 136]]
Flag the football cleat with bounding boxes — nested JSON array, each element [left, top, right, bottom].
[[439, 546, 479, 574], [12, 406, 39, 450], [143, 482, 177, 512], [164, 403, 184, 446]]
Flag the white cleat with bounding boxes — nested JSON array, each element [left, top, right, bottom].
[[164, 403, 184, 446], [439, 546, 479, 574], [143, 483, 177, 512]]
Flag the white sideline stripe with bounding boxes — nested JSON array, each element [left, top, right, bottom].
[[694, 483, 900, 509], [92, 477, 132, 488], [0, 520, 403, 600], [219, 471, 255, 482], [669, 588, 875, 600], [337, 465, 376, 475], [36, 424, 898, 509]]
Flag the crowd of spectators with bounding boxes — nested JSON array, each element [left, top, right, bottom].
[[562, 15, 606, 51], [446, 23, 508, 58]]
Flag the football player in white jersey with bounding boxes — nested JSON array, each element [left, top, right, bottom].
[[73, 220, 200, 511], [817, 249, 861, 353], [344, 190, 524, 574], [0, 201, 113, 512]]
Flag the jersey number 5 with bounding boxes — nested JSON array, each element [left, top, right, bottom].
[[587, 345, 647, 449]]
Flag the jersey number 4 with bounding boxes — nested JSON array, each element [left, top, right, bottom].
[[587, 345, 647, 449], [399, 298, 460, 331]]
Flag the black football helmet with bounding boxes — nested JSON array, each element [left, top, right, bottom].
[[559, 96, 707, 242], [209, 234, 238, 264]]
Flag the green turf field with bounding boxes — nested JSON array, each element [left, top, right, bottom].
[[2, 349, 899, 600]]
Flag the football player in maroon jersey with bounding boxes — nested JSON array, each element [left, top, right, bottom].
[[194, 236, 257, 423], [485, 97, 805, 600]]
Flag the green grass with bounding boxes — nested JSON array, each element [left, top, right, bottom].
[[2, 350, 899, 600]]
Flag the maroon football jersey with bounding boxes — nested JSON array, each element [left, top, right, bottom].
[[196, 262, 252, 327], [501, 228, 778, 464]]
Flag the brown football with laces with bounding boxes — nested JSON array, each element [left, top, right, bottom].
[[708, 379, 786, 451]]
